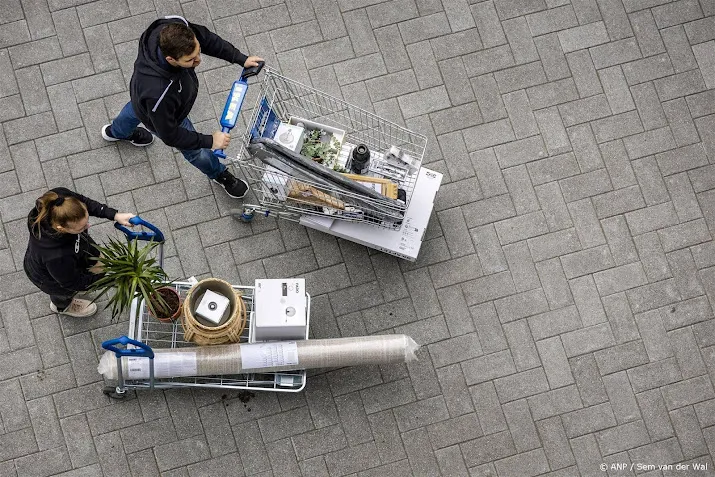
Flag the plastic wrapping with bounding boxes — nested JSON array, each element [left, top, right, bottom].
[[98, 335, 419, 381]]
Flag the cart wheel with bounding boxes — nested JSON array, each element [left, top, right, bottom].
[[240, 208, 255, 223], [103, 386, 127, 400]]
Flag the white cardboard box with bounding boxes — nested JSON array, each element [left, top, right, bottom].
[[299, 167, 442, 261], [254, 278, 308, 341]]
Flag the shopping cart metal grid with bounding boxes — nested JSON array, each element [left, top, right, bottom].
[[233, 68, 428, 229]]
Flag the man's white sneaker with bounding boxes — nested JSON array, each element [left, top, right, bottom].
[[50, 298, 98, 317]]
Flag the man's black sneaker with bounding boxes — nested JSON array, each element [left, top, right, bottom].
[[213, 170, 249, 199], [101, 124, 154, 147]]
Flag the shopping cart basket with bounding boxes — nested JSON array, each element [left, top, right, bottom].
[[218, 65, 428, 229], [100, 217, 309, 398]]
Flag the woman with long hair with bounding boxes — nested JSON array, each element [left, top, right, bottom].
[[24, 188, 135, 317]]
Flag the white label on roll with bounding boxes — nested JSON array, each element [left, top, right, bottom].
[[241, 342, 299, 369], [126, 352, 198, 379]]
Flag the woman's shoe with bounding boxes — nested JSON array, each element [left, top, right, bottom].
[[50, 298, 98, 317]]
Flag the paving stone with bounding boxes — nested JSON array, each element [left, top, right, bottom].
[[494, 61, 548, 94], [602, 293, 640, 345], [566, 50, 602, 99], [430, 29, 483, 63], [462, 270, 516, 306], [655, 69, 708, 102], [528, 228, 581, 263], [570, 275, 608, 326], [527, 5, 578, 36], [661, 25, 700, 75], [631, 83, 668, 133], [28, 395, 64, 452], [537, 416, 576, 470], [594, 340, 649, 375], [374, 25, 411, 75], [592, 186, 646, 220], [652, 0, 703, 28], [561, 246, 615, 279], [592, 110, 644, 144], [562, 402, 617, 437], [397, 85, 450, 119], [557, 21, 609, 53], [536, 258, 573, 308], [562, 323, 616, 357], [503, 319, 541, 371], [398, 11, 451, 44], [494, 211, 548, 245], [357, 378, 416, 415], [230, 420, 270, 475], [599, 66, 635, 115], [503, 16, 539, 65], [402, 427, 440, 476], [153, 435, 211, 472], [629, 8, 665, 56], [461, 349, 516, 386], [471, 1, 506, 48], [594, 262, 648, 296], [669, 326, 708, 380], [670, 406, 709, 459], [658, 218, 712, 252], [667, 248, 705, 300], [501, 90, 539, 140], [463, 44, 515, 78], [629, 357, 683, 394], [500, 242, 537, 293], [528, 305, 583, 342], [460, 430, 516, 468], [493, 367, 550, 403]]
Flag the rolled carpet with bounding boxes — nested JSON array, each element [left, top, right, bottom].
[[98, 334, 419, 380]]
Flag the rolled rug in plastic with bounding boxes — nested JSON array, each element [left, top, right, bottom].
[[98, 334, 419, 381]]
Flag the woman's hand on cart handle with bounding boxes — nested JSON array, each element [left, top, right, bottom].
[[212, 131, 231, 150], [114, 212, 136, 227]]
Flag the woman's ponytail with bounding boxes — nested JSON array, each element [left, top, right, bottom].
[[32, 191, 87, 237]]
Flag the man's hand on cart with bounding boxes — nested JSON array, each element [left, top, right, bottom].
[[244, 56, 264, 68], [114, 212, 136, 227], [212, 131, 231, 150]]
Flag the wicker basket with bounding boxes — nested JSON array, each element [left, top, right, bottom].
[[181, 278, 247, 345]]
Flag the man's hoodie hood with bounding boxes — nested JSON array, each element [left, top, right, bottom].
[[135, 16, 186, 81]]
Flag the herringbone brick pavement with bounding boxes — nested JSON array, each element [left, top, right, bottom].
[[0, 0, 714, 475]]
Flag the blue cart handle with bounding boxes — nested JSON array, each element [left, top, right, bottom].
[[102, 336, 154, 359], [213, 61, 265, 159], [114, 216, 165, 242]]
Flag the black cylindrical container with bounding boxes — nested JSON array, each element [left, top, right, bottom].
[[350, 144, 371, 174]]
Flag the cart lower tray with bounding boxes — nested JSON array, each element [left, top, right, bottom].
[[124, 281, 307, 392]]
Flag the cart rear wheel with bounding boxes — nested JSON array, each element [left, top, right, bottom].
[[103, 386, 127, 400]]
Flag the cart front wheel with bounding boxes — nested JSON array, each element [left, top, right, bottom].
[[103, 386, 127, 400], [240, 208, 255, 223]]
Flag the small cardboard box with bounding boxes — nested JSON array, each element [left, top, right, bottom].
[[195, 289, 230, 325], [274, 123, 305, 152]]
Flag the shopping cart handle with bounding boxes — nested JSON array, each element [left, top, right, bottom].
[[241, 60, 264, 81], [102, 336, 154, 359], [114, 216, 165, 243], [213, 63, 265, 159]]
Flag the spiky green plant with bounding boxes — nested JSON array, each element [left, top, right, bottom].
[[89, 237, 172, 321]]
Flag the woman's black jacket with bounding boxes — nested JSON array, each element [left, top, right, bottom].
[[23, 188, 117, 297]]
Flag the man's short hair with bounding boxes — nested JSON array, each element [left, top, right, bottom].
[[160, 23, 196, 60]]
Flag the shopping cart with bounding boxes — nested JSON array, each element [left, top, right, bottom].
[[218, 65, 428, 229], [100, 217, 310, 399]]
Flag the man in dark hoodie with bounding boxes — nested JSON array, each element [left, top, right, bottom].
[[101, 15, 263, 198], [24, 188, 135, 318]]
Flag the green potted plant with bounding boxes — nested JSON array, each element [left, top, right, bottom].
[[89, 237, 181, 322], [300, 129, 343, 170]]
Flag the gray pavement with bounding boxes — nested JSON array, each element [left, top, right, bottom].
[[1, 0, 715, 475]]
